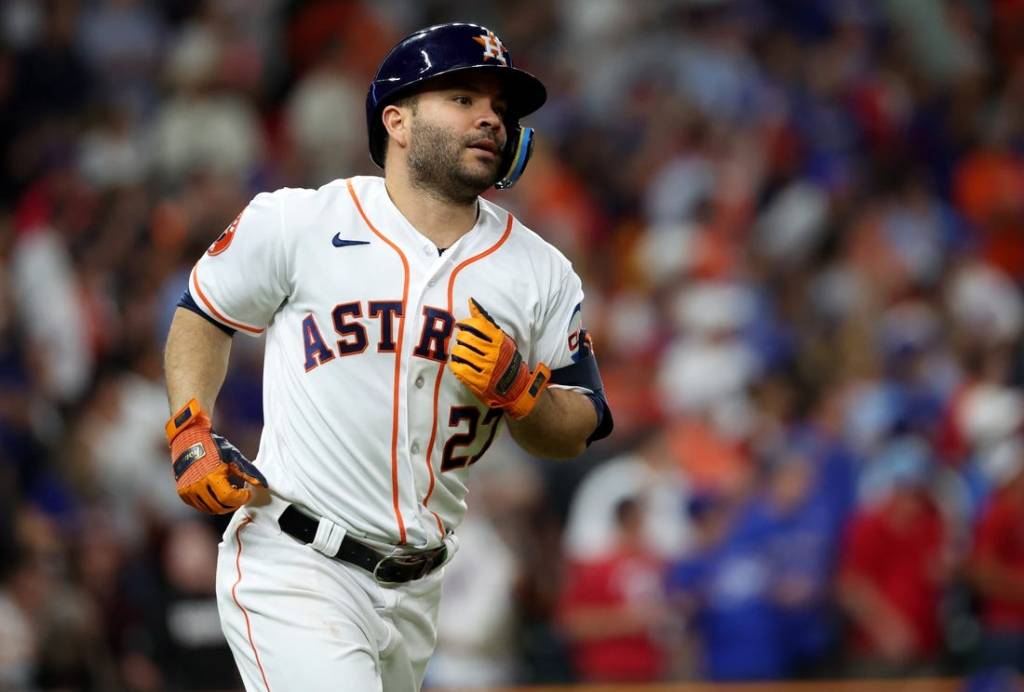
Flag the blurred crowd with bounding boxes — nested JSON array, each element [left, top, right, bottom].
[[1, 0, 1024, 689]]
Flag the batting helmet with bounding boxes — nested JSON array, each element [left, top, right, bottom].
[[366, 22, 547, 189]]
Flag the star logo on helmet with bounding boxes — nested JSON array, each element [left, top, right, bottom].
[[473, 30, 508, 66]]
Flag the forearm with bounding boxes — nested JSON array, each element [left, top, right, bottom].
[[561, 605, 654, 640], [838, 574, 911, 635], [164, 308, 233, 414], [838, 574, 889, 622], [507, 387, 597, 459]]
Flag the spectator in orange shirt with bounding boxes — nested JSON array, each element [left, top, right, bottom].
[[952, 137, 1024, 280]]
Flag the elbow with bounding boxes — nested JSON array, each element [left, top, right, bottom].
[[539, 436, 588, 460], [512, 432, 588, 460], [560, 438, 588, 459]]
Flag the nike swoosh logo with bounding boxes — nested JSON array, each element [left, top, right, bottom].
[[332, 233, 370, 248]]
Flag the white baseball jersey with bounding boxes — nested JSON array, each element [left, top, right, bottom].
[[190, 175, 586, 549]]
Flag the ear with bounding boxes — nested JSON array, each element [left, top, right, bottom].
[[382, 104, 411, 149]]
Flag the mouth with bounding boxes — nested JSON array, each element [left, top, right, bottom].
[[467, 139, 500, 156]]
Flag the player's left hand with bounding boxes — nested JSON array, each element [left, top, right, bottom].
[[449, 298, 550, 419], [165, 399, 268, 514]]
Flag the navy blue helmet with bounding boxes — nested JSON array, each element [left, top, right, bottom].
[[366, 23, 547, 189]]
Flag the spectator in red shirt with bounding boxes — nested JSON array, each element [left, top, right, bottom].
[[558, 497, 670, 682], [971, 438, 1024, 671], [838, 438, 950, 676]]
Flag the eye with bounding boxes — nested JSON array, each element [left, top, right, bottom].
[[453, 95, 472, 106]]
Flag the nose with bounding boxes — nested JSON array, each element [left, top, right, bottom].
[[476, 102, 503, 133]]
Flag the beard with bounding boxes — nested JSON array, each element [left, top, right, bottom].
[[407, 119, 502, 204]]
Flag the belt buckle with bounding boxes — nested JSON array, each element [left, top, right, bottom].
[[372, 547, 436, 585]]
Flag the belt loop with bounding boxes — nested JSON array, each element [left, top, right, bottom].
[[310, 516, 346, 557]]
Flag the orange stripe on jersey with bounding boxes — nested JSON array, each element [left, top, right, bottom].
[[421, 212, 515, 535], [190, 268, 265, 335], [347, 179, 409, 545], [232, 517, 273, 692]]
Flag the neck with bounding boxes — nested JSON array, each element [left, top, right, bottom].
[[384, 169, 479, 250]]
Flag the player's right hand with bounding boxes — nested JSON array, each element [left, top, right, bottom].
[[165, 398, 267, 514], [449, 298, 551, 419]]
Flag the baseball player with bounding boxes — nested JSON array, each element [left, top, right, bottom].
[[162, 22, 613, 691]]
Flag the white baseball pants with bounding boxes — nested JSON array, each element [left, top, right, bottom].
[[215, 496, 444, 692]]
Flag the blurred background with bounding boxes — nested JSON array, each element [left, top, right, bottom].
[[1, 0, 1024, 689]]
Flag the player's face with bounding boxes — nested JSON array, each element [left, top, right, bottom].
[[406, 74, 509, 204]]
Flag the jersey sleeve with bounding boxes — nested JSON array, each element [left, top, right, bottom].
[[188, 191, 290, 336], [533, 263, 586, 373], [532, 259, 614, 444]]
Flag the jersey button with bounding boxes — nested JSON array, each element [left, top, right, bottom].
[[411, 442, 421, 454], [414, 375, 425, 388]]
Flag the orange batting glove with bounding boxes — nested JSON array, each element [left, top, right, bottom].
[[448, 298, 551, 420], [165, 398, 267, 514]]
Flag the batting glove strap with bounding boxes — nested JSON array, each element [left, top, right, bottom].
[[449, 298, 551, 420], [165, 397, 203, 443]]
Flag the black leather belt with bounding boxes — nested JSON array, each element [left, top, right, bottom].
[[278, 505, 447, 584]]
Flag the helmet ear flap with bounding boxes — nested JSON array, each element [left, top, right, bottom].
[[495, 125, 534, 190]]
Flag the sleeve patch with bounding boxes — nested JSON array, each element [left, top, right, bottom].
[[207, 210, 243, 256]]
